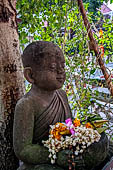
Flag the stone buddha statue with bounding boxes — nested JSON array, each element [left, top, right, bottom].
[[13, 41, 110, 170]]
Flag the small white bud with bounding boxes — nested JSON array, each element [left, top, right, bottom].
[[51, 159, 55, 164]]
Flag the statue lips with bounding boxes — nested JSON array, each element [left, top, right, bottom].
[[56, 76, 65, 83]]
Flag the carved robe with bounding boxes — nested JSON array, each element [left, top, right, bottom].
[[33, 89, 72, 143]]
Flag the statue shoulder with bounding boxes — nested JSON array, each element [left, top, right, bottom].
[[15, 93, 35, 115]]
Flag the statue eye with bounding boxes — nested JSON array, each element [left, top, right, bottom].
[[50, 66, 55, 69]]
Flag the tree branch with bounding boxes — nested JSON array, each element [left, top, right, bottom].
[[77, 0, 113, 96]]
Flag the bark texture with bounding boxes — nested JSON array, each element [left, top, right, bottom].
[[0, 0, 24, 169], [77, 0, 113, 97]]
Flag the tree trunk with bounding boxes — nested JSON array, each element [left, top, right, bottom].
[[0, 0, 25, 169]]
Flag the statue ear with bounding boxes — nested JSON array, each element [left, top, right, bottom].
[[24, 67, 34, 84]]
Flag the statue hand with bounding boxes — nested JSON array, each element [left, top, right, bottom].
[[56, 149, 72, 168], [56, 149, 85, 169]]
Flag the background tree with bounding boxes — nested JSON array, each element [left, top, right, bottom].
[[0, 0, 24, 169]]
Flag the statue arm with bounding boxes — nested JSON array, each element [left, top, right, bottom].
[[13, 98, 50, 164]]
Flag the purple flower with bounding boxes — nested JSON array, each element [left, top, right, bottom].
[[65, 118, 75, 135], [65, 118, 72, 127], [70, 128, 75, 135]]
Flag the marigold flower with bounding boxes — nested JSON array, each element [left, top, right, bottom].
[[50, 123, 67, 140], [85, 122, 93, 128], [73, 118, 80, 127], [99, 29, 103, 37]]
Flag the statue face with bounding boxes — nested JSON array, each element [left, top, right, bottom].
[[33, 50, 66, 91]]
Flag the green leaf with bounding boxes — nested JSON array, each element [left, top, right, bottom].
[[90, 68, 96, 74], [96, 127, 108, 134]]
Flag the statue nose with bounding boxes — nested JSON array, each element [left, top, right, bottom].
[[57, 67, 65, 74]]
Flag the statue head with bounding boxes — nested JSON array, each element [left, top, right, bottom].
[[22, 41, 66, 91]]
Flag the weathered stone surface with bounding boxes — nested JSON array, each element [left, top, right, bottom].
[[57, 133, 109, 170], [83, 132, 109, 170], [102, 157, 113, 170], [107, 139, 113, 159], [95, 139, 113, 170], [13, 41, 110, 170], [57, 150, 70, 168], [17, 164, 63, 170], [13, 41, 72, 170]]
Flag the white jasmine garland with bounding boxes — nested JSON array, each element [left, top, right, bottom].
[[42, 125, 101, 164], [75, 151, 79, 155]]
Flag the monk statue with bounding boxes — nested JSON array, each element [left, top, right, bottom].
[[13, 41, 72, 170], [13, 41, 110, 170]]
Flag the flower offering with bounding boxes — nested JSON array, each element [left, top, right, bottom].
[[42, 117, 107, 164]]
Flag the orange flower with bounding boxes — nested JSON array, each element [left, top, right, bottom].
[[50, 123, 67, 140], [99, 45, 104, 57], [85, 122, 93, 128], [99, 29, 103, 37], [50, 129, 61, 140], [73, 118, 80, 127]]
